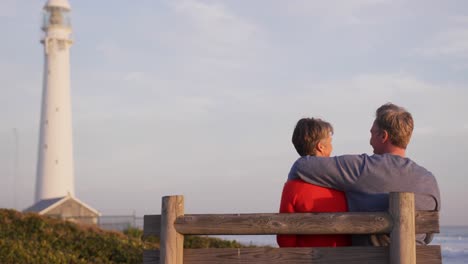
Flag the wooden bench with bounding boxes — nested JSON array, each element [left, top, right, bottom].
[[143, 192, 441, 264]]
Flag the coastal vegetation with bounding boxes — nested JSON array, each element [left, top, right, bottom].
[[0, 209, 250, 263]]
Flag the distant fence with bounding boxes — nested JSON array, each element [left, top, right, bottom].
[[98, 215, 143, 231], [51, 214, 144, 231], [144, 192, 441, 264]]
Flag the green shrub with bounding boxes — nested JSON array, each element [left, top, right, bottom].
[[0, 209, 146, 263], [0, 209, 255, 263]]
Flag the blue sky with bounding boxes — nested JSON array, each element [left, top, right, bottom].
[[0, 0, 467, 225]]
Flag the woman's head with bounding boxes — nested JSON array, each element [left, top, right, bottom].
[[292, 118, 334, 157]]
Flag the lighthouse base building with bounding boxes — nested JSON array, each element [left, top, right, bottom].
[[24, 194, 100, 225]]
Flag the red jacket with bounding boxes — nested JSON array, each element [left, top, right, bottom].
[[277, 179, 351, 247]]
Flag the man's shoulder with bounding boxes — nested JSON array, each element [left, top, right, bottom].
[[367, 153, 424, 165], [385, 154, 433, 174], [295, 154, 432, 176]]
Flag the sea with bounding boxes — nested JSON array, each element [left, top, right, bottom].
[[213, 226, 468, 264]]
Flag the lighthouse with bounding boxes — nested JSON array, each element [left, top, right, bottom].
[[35, 0, 75, 202], [24, 1, 100, 225]]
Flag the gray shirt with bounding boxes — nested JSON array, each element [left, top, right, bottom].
[[288, 153, 440, 245]]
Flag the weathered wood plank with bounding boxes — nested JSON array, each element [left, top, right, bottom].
[[144, 211, 438, 236], [144, 215, 161, 237], [415, 211, 439, 234], [171, 211, 438, 235], [186, 247, 387, 264], [143, 246, 441, 264], [389, 192, 416, 264], [414, 245, 442, 264], [175, 212, 391, 235]]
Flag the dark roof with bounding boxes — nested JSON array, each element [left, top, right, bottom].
[[23, 197, 65, 213]]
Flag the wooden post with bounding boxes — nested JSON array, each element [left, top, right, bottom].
[[389, 192, 416, 264], [160, 195, 185, 264]]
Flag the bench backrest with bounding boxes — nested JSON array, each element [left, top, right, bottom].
[[143, 192, 441, 264]]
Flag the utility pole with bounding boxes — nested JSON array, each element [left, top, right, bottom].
[[13, 128, 18, 210]]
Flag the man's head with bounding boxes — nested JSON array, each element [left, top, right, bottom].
[[292, 118, 333, 157], [370, 103, 414, 155]]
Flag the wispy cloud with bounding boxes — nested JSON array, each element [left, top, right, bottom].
[[416, 28, 468, 58], [281, 73, 464, 120], [353, 74, 438, 94], [281, 0, 390, 26], [172, 0, 258, 43], [293, 73, 438, 105], [166, 0, 265, 66]]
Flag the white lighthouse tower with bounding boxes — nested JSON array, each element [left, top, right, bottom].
[[35, 0, 75, 202], [24, 0, 99, 225]]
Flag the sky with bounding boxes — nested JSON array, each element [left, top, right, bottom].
[[0, 0, 467, 226]]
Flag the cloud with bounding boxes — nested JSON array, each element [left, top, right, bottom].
[[277, 72, 464, 124], [166, 0, 265, 66], [280, 0, 390, 26], [416, 28, 468, 58], [292, 73, 438, 107], [351, 74, 435, 93], [415, 14, 468, 59], [172, 0, 258, 40]]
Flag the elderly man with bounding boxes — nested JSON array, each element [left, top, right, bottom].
[[288, 103, 440, 245]]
